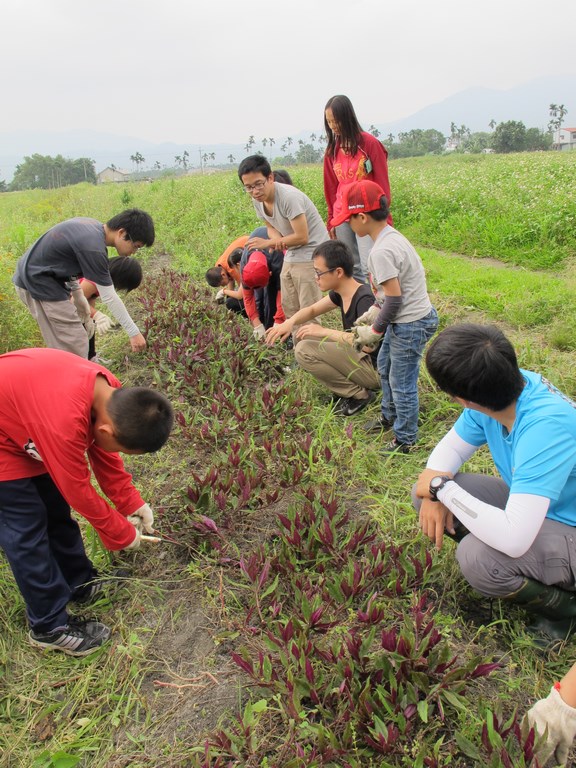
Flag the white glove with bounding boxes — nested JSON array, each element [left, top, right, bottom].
[[353, 325, 383, 352], [128, 503, 154, 535], [215, 289, 226, 305], [525, 686, 576, 766], [124, 526, 141, 550], [353, 305, 381, 328], [253, 324, 266, 340], [83, 317, 96, 340], [93, 310, 115, 334], [69, 281, 92, 324]]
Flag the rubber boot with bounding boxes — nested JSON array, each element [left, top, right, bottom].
[[501, 578, 576, 647]]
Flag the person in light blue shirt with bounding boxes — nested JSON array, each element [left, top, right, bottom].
[[413, 323, 576, 646]]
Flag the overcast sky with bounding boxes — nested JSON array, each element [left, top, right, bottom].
[[2, 0, 575, 145]]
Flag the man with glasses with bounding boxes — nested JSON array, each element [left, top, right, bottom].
[[238, 155, 328, 338], [266, 240, 380, 416], [13, 209, 154, 358]]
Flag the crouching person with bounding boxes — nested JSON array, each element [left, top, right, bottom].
[[240, 227, 285, 339], [266, 240, 380, 416], [414, 323, 576, 647], [0, 348, 174, 656], [205, 235, 248, 316]]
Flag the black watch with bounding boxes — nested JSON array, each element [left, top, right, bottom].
[[429, 475, 452, 501]]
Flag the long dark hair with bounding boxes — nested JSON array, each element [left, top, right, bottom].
[[324, 95, 363, 157]]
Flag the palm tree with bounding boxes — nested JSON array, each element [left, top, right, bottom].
[[182, 150, 190, 171], [369, 124, 381, 138], [154, 161, 161, 171], [286, 136, 293, 148], [248, 135, 255, 150], [489, 119, 497, 131], [281, 143, 287, 153], [244, 143, 250, 153], [174, 154, 182, 169], [227, 154, 235, 164], [310, 132, 317, 145], [209, 152, 216, 164]]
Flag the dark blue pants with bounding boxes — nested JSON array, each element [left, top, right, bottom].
[[0, 474, 96, 632]]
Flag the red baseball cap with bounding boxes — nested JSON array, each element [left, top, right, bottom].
[[242, 251, 270, 288], [331, 180, 386, 227]]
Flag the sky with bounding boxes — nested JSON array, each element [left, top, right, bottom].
[[2, 0, 576, 146]]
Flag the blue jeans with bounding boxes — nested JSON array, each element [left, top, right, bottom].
[[377, 308, 438, 444]]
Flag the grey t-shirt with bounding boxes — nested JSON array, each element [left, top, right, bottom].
[[368, 226, 432, 323], [252, 182, 328, 263], [13, 217, 113, 301]]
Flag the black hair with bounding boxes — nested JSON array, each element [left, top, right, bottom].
[[107, 388, 174, 452], [425, 323, 525, 411], [106, 209, 155, 246], [324, 95, 363, 157], [312, 240, 355, 277], [205, 266, 225, 287], [364, 194, 390, 222], [228, 248, 244, 268], [273, 169, 294, 185], [108, 256, 142, 292], [238, 154, 272, 180]]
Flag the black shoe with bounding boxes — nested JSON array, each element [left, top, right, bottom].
[[383, 438, 414, 455], [340, 391, 376, 417], [71, 568, 131, 605], [363, 414, 394, 433], [525, 616, 576, 653], [29, 617, 111, 656]]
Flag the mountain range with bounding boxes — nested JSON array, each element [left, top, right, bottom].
[[1, 74, 574, 182]]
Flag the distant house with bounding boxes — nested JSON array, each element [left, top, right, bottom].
[[97, 167, 130, 183], [553, 128, 576, 151]]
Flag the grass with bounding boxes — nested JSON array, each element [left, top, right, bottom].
[[1, 152, 576, 765]]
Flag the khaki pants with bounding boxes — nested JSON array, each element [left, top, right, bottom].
[[15, 287, 89, 358], [295, 338, 380, 399], [280, 261, 322, 334]]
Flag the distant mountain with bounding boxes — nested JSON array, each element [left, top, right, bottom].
[[1, 75, 574, 182]]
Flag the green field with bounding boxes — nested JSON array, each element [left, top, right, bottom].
[[1, 152, 576, 767]]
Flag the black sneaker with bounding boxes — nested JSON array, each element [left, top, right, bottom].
[[363, 414, 394, 433], [29, 617, 111, 656], [383, 438, 413, 455], [340, 391, 376, 416], [71, 568, 130, 605]]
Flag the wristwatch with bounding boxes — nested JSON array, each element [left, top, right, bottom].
[[429, 475, 452, 501]]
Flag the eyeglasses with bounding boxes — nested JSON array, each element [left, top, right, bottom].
[[314, 267, 336, 279], [126, 234, 144, 251], [243, 180, 268, 193]]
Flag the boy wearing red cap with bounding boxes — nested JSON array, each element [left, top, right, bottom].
[[333, 180, 438, 452], [238, 155, 327, 333], [240, 228, 285, 339]]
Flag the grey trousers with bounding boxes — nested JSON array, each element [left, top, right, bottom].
[[15, 287, 89, 358], [413, 472, 576, 597], [295, 338, 380, 399]]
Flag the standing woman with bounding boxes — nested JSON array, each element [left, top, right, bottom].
[[323, 95, 392, 282]]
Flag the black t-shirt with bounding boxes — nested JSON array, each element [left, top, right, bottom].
[[329, 283, 380, 365]]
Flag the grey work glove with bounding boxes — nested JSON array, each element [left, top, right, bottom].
[[525, 686, 576, 766], [83, 316, 96, 340], [124, 526, 142, 550], [93, 310, 116, 333], [352, 324, 383, 352], [253, 324, 266, 341], [353, 305, 381, 328], [128, 503, 154, 534], [215, 289, 226, 305]]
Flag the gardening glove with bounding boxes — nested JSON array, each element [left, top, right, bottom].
[[83, 316, 96, 340], [93, 310, 115, 334], [69, 281, 92, 323], [215, 289, 226, 305], [525, 686, 576, 766], [128, 503, 155, 535], [353, 325, 383, 352], [124, 525, 141, 550], [253, 324, 266, 341], [353, 305, 381, 328]]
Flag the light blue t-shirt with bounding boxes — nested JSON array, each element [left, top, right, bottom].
[[454, 369, 576, 526]]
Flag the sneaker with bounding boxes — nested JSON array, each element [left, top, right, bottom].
[[71, 568, 130, 605], [340, 390, 376, 417], [29, 617, 111, 656], [363, 415, 394, 433], [383, 438, 413, 455]]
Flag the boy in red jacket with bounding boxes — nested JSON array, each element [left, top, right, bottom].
[[0, 348, 173, 656]]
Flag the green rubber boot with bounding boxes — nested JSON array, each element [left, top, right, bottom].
[[502, 578, 576, 647]]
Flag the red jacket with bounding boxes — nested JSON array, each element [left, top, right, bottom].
[[323, 131, 392, 228], [0, 348, 144, 550]]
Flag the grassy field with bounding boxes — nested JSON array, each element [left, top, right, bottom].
[[1, 152, 576, 767]]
